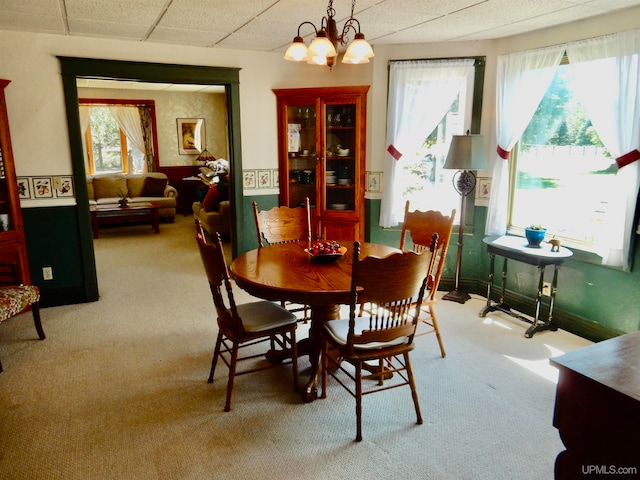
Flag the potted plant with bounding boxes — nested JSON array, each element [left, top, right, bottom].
[[118, 190, 130, 208], [525, 224, 546, 247]]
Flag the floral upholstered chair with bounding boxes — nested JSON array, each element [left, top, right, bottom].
[[0, 260, 45, 372]]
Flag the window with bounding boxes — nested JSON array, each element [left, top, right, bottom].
[[86, 107, 128, 173], [79, 99, 158, 175], [381, 58, 485, 228], [510, 62, 616, 249], [493, 31, 640, 269]]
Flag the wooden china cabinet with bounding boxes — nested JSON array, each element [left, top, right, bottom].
[[0, 79, 31, 284], [273, 86, 369, 243]]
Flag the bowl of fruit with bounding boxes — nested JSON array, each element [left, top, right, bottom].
[[305, 240, 347, 262]]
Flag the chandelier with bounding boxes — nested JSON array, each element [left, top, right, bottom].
[[284, 0, 374, 70]]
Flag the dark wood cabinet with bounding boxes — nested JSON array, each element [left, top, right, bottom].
[[273, 86, 368, 243], [0, 79, 31, 284]]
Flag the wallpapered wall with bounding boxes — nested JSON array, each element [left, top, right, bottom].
[[78, 87, 229, 167]]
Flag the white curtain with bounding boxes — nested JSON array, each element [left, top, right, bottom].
[[79, 106, 92, 171], [381, 59, 475, 227], [566, 29, 640, 269], [487, 45, 565, 235], [107, 106, 146, 155]]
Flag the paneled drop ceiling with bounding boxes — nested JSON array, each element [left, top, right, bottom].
[[1, 0, 640, 53]]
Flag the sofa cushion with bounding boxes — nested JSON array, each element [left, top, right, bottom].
[[141, 176, 168, 197], [202, 184, 223, 212], [86, 177, 95, 201], [93, 175, 127, 199]]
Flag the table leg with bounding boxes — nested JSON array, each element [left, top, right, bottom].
[[548, 265, 560, 325], [302, 303, 341, 403], [151, 207, 160, 234], [263, 302, 340, 403], [479, 256, 513, 317], [524, 264, 558, 338], [91, 210, 99, 239], [478, 253, 495, 318]]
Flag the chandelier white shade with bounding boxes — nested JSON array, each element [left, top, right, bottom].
[[284, 0, 374, 69]]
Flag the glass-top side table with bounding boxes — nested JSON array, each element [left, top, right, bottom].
[[479, 235, 573, 338]]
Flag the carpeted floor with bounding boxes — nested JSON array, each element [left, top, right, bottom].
[[0, 215, 592, 479]]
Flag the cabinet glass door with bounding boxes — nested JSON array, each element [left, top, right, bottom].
[[324, 103, 356, 213], [285, 103, 317, 209]]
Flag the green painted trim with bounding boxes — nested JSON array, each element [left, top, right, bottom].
[[58, 56, 243, 293]]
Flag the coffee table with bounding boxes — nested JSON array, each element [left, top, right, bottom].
[[90, 202, 161, 239]]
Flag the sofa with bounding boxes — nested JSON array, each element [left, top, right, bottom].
[[192, 199, 231, 236], [86, 172, 178, 221]]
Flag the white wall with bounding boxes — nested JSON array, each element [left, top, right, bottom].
[[0, 5, 639, 205]]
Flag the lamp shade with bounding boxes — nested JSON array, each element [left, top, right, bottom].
[[284, 37, 308, 61], [443, 134, 489, 170], [196, 148, 215, 163], [342, 35, 374, 64], [307, 34, 337, 61]]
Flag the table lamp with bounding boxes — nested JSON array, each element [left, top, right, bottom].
[[442, 132, 489, 304]]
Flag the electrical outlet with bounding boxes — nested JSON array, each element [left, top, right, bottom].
[[42, 266, 53, 281], [52, 176, 62, 190], [542, 281, 551, 296]]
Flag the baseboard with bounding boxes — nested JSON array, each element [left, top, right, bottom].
[[438, 278, 621, 343], [40, 286, 99, 308]]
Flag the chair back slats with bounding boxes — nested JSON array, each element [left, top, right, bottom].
[[253, 197, 311, 247], [195, 226, 239, 329], [347, 236, 438, 352], [399, 201, 455, 300]]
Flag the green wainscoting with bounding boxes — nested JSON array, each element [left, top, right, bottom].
[[21, 197, 639, 340], [23, 206, 98, 307]]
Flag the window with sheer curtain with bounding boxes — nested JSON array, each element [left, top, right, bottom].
[[79, 100, 157, 175], [489, 29, 640, 270], [381, 58, 484, 228]]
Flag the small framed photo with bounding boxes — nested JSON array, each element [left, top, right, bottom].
[[17, 178, 31, 199], [367, 172, 381, 192], [243, 170, 256, 189], [33, 177, 53, 198], [55, 176, 74, 198], [177, 118, 205, 155], [258, 170, 272, 188], [476, 177, 491, 200]]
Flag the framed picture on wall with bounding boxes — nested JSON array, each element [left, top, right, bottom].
[[33, 177, 53, 198], [177, 118, 205, 155], [258, 170, 271, 188], [17, 178, 31, 199], [244, 171, 256, 189]]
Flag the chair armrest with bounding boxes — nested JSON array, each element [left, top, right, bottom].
[[164, 185, 178, 198]]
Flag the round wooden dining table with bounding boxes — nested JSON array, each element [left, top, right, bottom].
[[229, 240, 400, 402]]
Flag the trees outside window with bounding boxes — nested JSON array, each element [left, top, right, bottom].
[[511, 63, 616, 248]]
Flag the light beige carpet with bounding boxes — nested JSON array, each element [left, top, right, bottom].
[[0, 215, 592, 479]]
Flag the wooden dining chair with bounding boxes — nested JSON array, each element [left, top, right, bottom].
[[0, 255, 46, 373], [321, 235, 439, 442], [252, 197, 312, 247], [400, 201, 455, 357], [195, 225, 299, 412], [252, 198, 312, 322]]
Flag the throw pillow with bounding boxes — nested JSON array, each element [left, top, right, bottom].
[[202, 184, 223, 212], [141, 177, 168, 197], [93, 176, 127, 199]]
